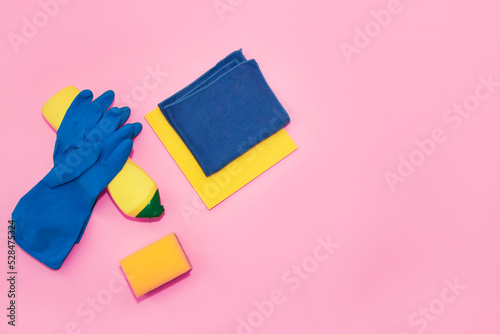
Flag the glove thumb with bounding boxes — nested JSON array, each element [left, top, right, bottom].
[[43, 142, 101, 188]]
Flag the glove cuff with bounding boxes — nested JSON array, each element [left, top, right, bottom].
[[12, 179, 95, 269]]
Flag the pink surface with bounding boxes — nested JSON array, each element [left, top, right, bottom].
[[1, 0, 499, 333]]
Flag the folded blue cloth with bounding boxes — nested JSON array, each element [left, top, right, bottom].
[[158, 50, 290, 176]]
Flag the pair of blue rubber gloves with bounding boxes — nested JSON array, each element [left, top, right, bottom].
[[12, 90, 142, 269]]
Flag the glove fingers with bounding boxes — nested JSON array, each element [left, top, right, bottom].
[[101, 138, 134, 175], [80, 90, 115, 133], [78, 138, 134, 199], [84, 107, 120, 144], [86, 106, 131, 143], [72, 122, 140, 199], [105, 106, 131, 130], [58, 90, 93, 135], [101, 122, 142, 159], [116, 106, 131, 127], [92, 90, 115, 112], [43, 142, 101, 188]]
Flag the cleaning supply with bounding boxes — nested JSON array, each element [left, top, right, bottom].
[[12, 90, 142, 269], [147, 107, 297, 209], [146, 50, 297, 209], [120, 233, 192, 297], [158, 49, 290, 176], [43, 86, 164, 218]]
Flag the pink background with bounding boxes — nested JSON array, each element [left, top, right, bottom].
[[1, 0, 499, 333]]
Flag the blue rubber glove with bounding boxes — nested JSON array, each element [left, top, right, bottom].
[[12, 90, 142, 269]]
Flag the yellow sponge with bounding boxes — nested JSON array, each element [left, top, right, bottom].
[[119, 233, 192, 297], [145, 107, 297, 209]]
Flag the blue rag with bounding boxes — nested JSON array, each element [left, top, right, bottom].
[[158, 50, 290, 176]]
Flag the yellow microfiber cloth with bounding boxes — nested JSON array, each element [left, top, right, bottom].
[[145, 107, 297, 209], [120, 233, 192, 298]]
